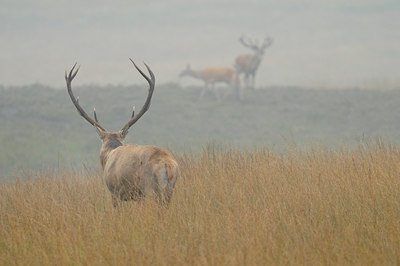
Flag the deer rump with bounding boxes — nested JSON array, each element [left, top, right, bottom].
[[103, 144, 178, 203]]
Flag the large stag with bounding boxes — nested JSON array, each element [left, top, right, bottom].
[[235, 35, 273, 89], [179, 64, 237, 100], [65, 60, 178, 207]]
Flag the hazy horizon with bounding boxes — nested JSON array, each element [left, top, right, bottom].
[[1, 0, 399, 88]]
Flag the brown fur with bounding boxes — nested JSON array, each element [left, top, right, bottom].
[[180, 65, 236, 86], [235, 54, 256, 73], [180, 65, 237, 99], [100, 132, 179, 206]]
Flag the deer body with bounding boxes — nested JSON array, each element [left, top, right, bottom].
[[65, 60, 178, 207], [235, 54, 262, 76], [182, 66, 236, 85], [235, 36, 273, 89], [101, 139, 178, 204], [179, 65, 237, 99]]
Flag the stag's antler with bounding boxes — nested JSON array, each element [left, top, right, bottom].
[[66, 60, 155, 137], [65, 63, 107, 133], [120, 59, 155, 137], [261, 36, 273, 49], [239, 35, 273, 51], [239, 36, 258, 50]]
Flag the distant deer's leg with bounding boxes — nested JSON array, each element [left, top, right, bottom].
[[199, 83, 208, 99], [210, 82, 219, 100]]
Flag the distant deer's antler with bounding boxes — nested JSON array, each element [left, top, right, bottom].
[[239, 35, 273, 50], [239, 36, 258, 50], [261, 36, 273, 49]]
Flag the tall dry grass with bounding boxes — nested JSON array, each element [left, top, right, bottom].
[[1, 142, 400, 265]]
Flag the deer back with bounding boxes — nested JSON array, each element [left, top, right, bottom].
[[103, 144, 178, 198], [199, 67, 236, 83]]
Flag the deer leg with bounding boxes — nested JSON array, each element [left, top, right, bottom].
[[199, 83, 208, 99], [210, 82, 220, 100], [218, 83, 229, 101], [112, 194, 119, 208], [157, 184, 174, 208]]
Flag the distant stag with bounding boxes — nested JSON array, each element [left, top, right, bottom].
[[235, 35, 273, 89], [65, 60, 178, 207], [179, 64, 237, 100]]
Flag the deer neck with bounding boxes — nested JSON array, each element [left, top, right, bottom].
[[249, 52, 263, 69], [253, 49, 263, 59], [186, 69, 202, 80], [99, 137, 124, 169]]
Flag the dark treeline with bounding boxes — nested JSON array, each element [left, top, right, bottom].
[[1, 83, 400, 180]]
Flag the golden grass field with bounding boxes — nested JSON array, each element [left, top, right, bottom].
[[1, 142, 400, 265]]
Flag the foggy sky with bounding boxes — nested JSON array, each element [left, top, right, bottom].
[[1, 0, 399, 88]]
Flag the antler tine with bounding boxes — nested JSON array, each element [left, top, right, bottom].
[[65, 63, 106, 132], [131, 106, 135, 118], [239, 36, 250, 48], [65, 62, 79, 82], [129, 58, 155, 85], [94, 108, 99, 123], [239, 36, 258, 49], [262, 36, 273, 48], [120, 60, 156, 137]]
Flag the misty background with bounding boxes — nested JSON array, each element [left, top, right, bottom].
[[1, 0, 399, 88], [1, 0, 400, 180]]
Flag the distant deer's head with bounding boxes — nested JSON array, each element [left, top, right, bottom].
[[179, 64, 193, 78], [65, 59, 155, 147], [239, 35, 273, 56]]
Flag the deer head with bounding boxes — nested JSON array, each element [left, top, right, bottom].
[[65, 59, 155, 145], [179, 64, 193, 78]]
